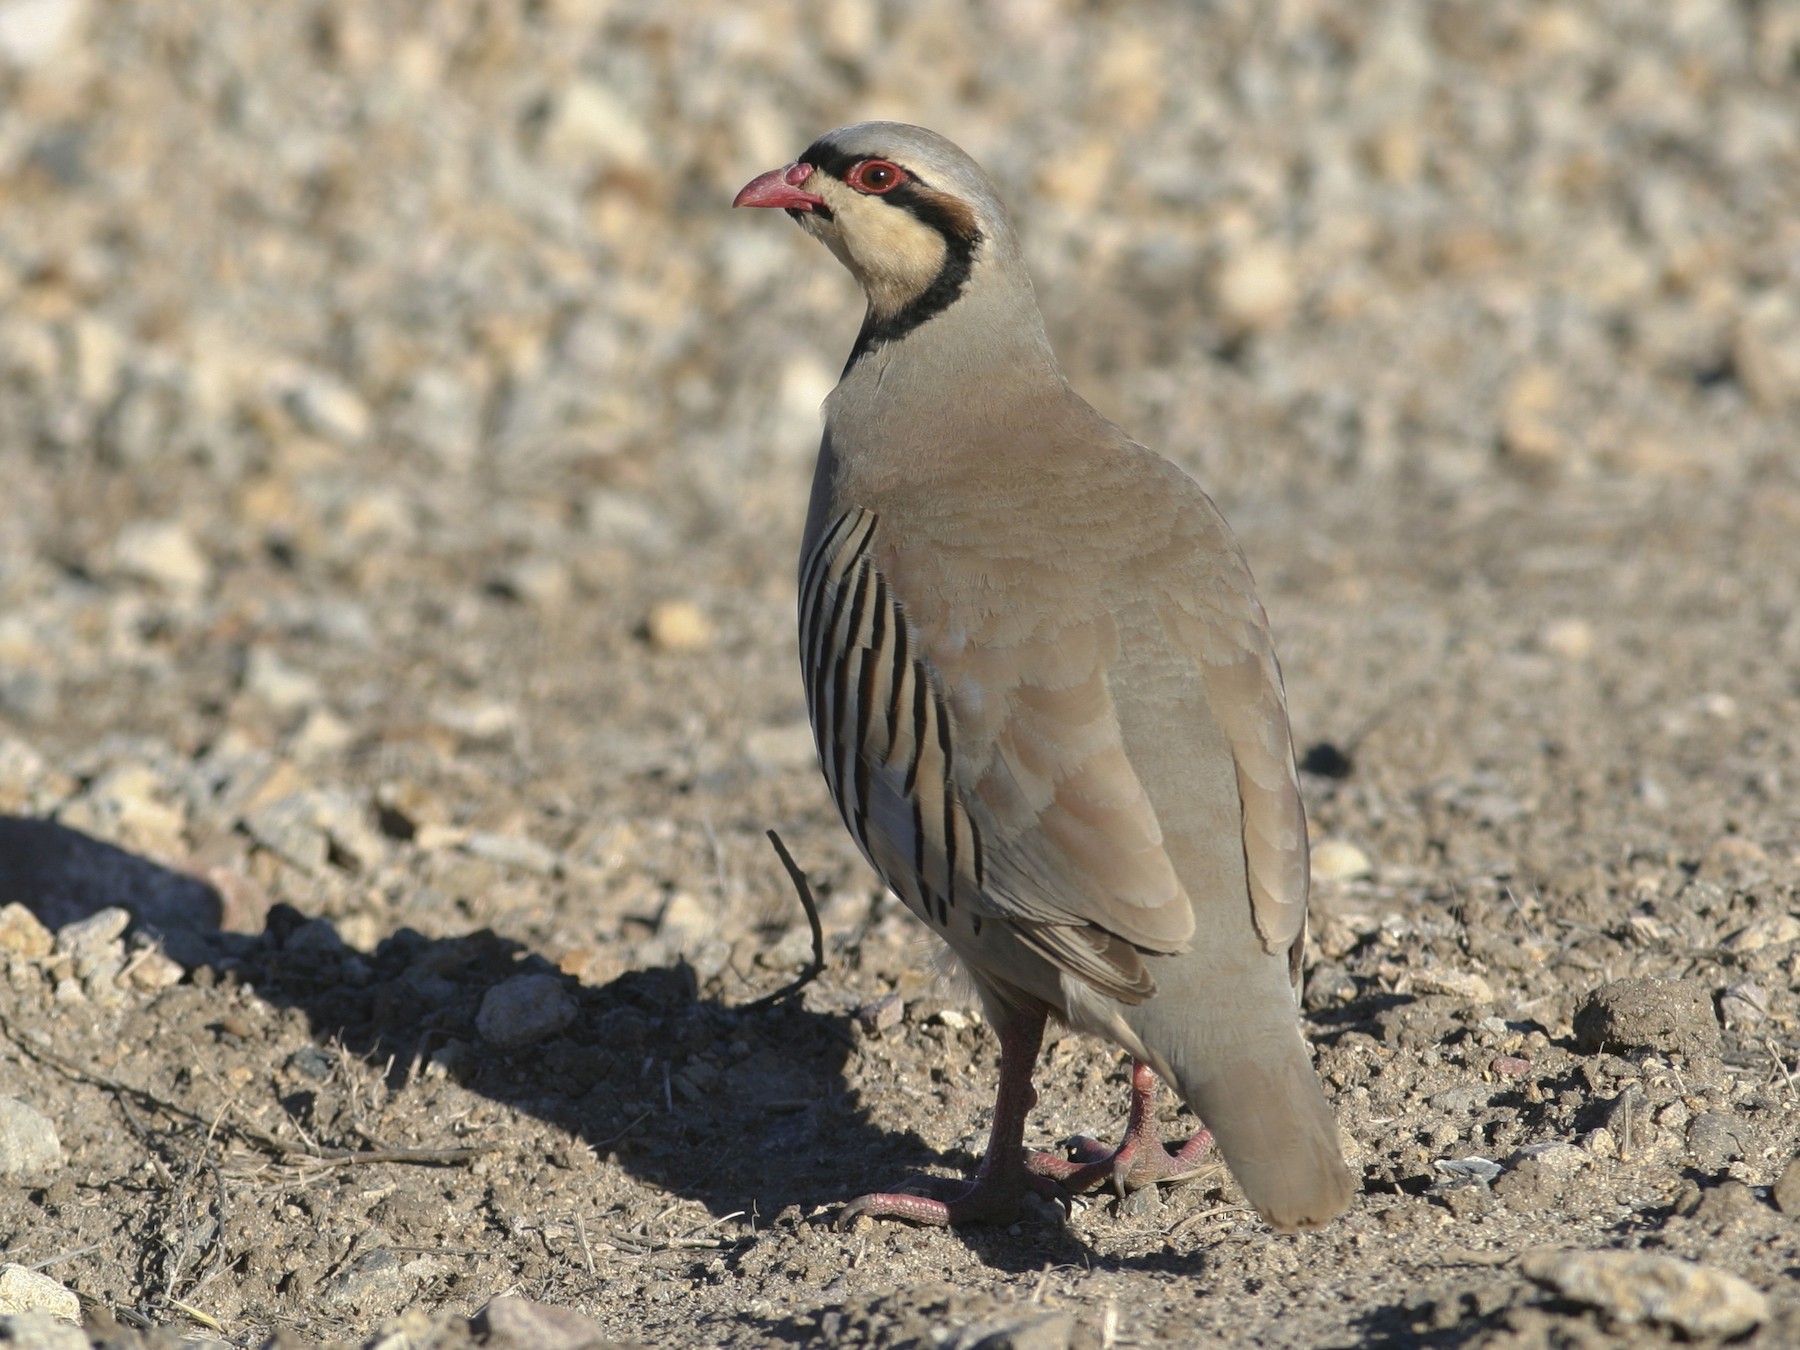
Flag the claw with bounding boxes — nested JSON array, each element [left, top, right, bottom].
[[1024, 1060, 1218, 1196]]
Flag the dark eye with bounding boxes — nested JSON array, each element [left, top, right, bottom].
[[847, 159, 905, 194]]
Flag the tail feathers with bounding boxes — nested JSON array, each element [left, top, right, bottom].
[[1146, 1034, 1353, 1231]]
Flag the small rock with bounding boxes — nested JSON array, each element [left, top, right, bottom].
[[283, 369, 372, 445], [1310, 838, 1371, 881], [1519, 1248, 1768, 1339], [1717, 980, 1768, 1029], [242, 646, 323, 711], [477, 1295, 613, 1350], [1688, 1179, 1757, 1230], [59, 762, 185, 854], [1771, 1154, 1800, 1215], [644, 599, 713, 652], [1434, 1156, 1502, 1183], [54, 905, 129, 974], [535, 79, 652, 168], [0, 1266, 78, 1323], [0, 1098, 63, 1181], [744, 722, 817, 771], [462, 831, 559, 876], [1301, 964, 1356, 1010], [375, 780, 450, 840], [242, 794, 330, 875], [1572, 977, 1720, 1064], [491, 558, 571, 613], [325, 1247, 433, 1318], [1538, 616, 1595, 661], [1212, 242, 1297, 334], [1686, 1111, 1753, 1169], [557, 947, 624, 988], [309, 789, 387, 873], [289, 706, 356, 759], [476, 973, 578, 1049], [0, 903, 52, 958], [656, 891, 712, 950], [393, 366, 483, 472], [1500, 365, 1566, 464], [856, 993, 904, 1036], [1490, 1055, 1532, 1078], [1117, 1184, 1162, 1221], [361, 1309, 448, 1350], [1427, 1084, 1491, 1116], [1412, 968, 1494, 1002], [430, 697, 519, 744], [1722, 913, 1800, 954], [1732, 291, 1800, 411], [759, 924, 816, 971], [337, 489, 415, 545], [1509, 1141, 1586, 1182], [0, 0, 86, 70], [582, 489, 675, 555], [1581, 1126, 1617, 1158], [0, 669, 57, 724], [284, 918, 347, 959], [1440, 1182, 1495, 1220], [113, 519, 211, 595], [124, 944, 185, 990]]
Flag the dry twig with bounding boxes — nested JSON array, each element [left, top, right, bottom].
[[740, 829, 826, 1010]]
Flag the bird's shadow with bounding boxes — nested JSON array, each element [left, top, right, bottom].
[[0, 814, 1192, 1275]]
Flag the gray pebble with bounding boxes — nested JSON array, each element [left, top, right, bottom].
[[325, 1247, 439, 1320], [111, 519, 210, 595], [1686, 1112, 1754, 1170], [1519, 1248, 1768, 1338], [242, 794, 330, 875], [54, 905, 129, 969], [0, 1098, 63, 1182], [478, 1294, 613, 1350], [477, 973, 578, 1049], [462, 830, 560, 876], [241, 646, 323, 711]]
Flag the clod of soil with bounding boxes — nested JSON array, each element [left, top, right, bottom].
[[1572, 977, 1723, 1064]]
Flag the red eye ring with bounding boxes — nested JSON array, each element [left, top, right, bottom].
[[846, 159, 906, 194]]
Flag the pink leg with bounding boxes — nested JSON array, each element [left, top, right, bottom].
[[1026, 1060, 1216, 1196], [837, 1007, 1060, 1228]]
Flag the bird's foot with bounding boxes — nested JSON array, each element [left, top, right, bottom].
[[1027, 1126, 1216, 1196], [1024, 1060, 1218, 1196], [835, 1158, 1063, 1229]]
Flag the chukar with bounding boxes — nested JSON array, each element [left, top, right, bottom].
[[735, 123, 1353, 1232]]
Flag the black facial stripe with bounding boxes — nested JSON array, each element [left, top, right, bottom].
[[844, 209, 978, 368], [798, 140, 861, 179], [796, 141, 986, 367]]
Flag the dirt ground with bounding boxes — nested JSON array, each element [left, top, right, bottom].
[[1, 2, 1798, 1348]]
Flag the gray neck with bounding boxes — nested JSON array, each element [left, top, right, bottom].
[[825, 258, 1066, 469]]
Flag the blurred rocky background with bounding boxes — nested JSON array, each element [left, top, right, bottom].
[[0, 1, 1797, 1347]]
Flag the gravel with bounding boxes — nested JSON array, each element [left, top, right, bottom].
[[0, 1, 1796, 1348]]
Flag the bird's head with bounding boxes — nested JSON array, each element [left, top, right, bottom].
[[734, 122, 1019, 348]]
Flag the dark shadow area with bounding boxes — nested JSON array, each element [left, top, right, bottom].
[[238, 901, 878, 1225], [0, 817, 1166, 1275], [0, 816, 221, 945], [1330, 1296, 1517, 1350], [1307, 989, 1414, 1041]]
